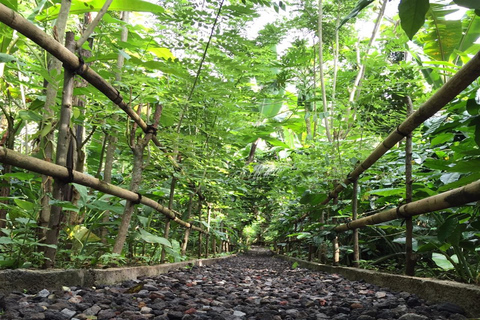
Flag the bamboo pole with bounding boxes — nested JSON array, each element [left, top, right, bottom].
[[335, 179, 480, 232], [405, 96, 415, 276], [352, 179, 359, 267], [44, 31, 76, 267], [332, 197, 339, 265], [0, 148, 206, 233]]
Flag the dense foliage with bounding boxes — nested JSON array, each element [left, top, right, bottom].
[[0, 0, 479, 283]]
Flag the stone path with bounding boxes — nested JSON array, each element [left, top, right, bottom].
[[0, 251, 468, 320]]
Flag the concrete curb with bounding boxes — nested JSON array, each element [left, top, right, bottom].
[[0, 255, 234, 294], [277, 255, 480, 318]]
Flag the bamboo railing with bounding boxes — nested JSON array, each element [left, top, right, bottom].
[[335, 179, 480, 232], [0, 148, 206, 233]]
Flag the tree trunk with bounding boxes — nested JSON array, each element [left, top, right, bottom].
[[352, 179, 360, 267], [101, 11, 129, 243], [0, 109, 16, 231], [332, 197, 340, 265], [161, 176, 176, 263], [38, 0, 72, 248], [112, 105, 161, 254], [181, 188, 196, 256], [43, 32, 76, 268], [317, 0, 332, 142], [247, 138, 261, 163], [405, 96, 416, 276], [197, 200, 203, 259]]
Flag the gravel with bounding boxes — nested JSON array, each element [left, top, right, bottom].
[[0, 252, 468, 320]]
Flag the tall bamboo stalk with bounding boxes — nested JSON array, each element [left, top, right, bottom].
[[352, 179, 359, 267], [37, 0, 71, 247], [44, 32, 76, 267], [160, 176, 176, 263], [317, 0, 332, 142], [405, 96, 415, 276], [101, 11, 130, 243]]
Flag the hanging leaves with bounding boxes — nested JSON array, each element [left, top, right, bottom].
[[398, 0, 430, 40], [417, 3, 462, 61], [36, 0, 165, 21]]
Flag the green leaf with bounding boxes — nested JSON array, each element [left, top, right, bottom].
[[439, 172, 460, 185], [365, 187, 405, 197], [419, 4, 462, 62], [148, 47, 175, 60], [0, 53, 16, 63], [430, 132, 454, 146], [0, 236, 14, 245], [338, 0, 375, 29], [432, 252, 456, 270], [49, 200, 80, 212], [439, 171, 480, 192], [399, 0, 430, 40], [475, 120, 480, 147], [2, 0, 17, 10], [437, 216, 458, 243], [37, 0, 165, 21], [466, 98, 480, 115], [18, 110, 43, 122], [449, 159, 480, 173], [13, 199, 35, 211], [68, 225, 101, 243], [138, 228, 171, 247], [39, 122, 53, 137], [299, 190, 327, 205], [2, 172, 36, 180], [453, 0, 480, 9]]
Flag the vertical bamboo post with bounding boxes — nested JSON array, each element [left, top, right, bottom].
[[181, 190, 195, 256], [198, 232, 202, 259], [197, 199, 203, 259], [205, 203, 211, 257], [405, 96, 415, 275], [333, 196, 340, 265], [161, 176, 176, 263], [352, 179, 360, 267], [43, 32, 76, 268]]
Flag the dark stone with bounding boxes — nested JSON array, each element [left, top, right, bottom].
[[43, 311, 69, 320], [436, 302, 466, 315], [167, 311, 184, 319]]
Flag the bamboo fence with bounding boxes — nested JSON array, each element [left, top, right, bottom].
[[335, 179, 480, 232], [0, 148, 205, 233]]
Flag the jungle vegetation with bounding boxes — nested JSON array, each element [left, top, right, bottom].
[[0, 0, 479, 284]]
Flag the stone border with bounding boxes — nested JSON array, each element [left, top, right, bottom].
[[0, 255, 234, 295], [277, 255, 480, 318]]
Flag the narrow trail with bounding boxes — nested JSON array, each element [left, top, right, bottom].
[[0, 251, 468, 320]]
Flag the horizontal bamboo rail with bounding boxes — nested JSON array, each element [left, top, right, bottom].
[[335, 179, 480, 232], [296, 49, 480, 223], [0, 148, 206, 233]]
